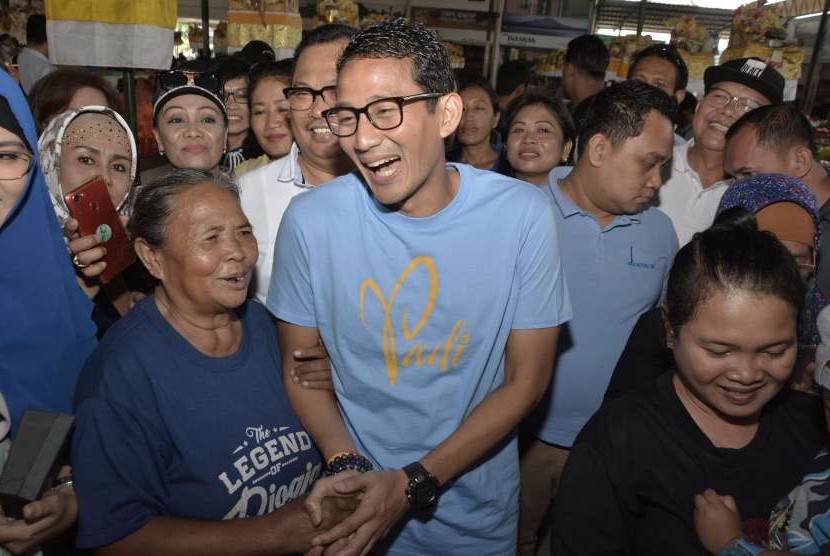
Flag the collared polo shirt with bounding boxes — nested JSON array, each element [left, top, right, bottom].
[[536, 166, 678, 448], [655, 140, 729, 246], [237, 142, 312, 304]]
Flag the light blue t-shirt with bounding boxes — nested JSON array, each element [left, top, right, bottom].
[[269, 163, 571, 555], [535, 166, 678, 448]]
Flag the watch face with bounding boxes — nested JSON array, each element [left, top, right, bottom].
[[408, 473, 439, 509], [414, 479, 438, 506]]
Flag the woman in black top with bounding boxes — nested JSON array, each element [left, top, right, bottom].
[[605, 174, 821, 403], [553, 225, 828, 555]]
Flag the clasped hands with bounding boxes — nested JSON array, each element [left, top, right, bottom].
[[304, 469, 410, 556]]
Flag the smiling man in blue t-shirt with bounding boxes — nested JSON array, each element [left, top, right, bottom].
[[268, 18, 571, 556]]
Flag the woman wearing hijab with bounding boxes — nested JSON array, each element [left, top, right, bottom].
[[0, 66, 92, 554], [40, 106, 141, 335], [604, 173, 822, 403]]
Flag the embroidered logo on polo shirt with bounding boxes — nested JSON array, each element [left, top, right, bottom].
[[627, 245, 656, 269]]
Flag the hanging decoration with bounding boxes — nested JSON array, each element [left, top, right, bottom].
[[44, 0, 176, 69], [227, 0, 302, 51]]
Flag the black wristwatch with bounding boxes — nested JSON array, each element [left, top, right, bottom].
[[403, 461, 440, 511]]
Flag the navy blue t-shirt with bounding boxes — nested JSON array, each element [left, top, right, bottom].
[[72, 297, 322, 549]]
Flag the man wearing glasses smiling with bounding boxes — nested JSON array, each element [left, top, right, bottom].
[[237, 24, 355, 304], [655, 57, 784, 247], [269, 18, 570, 556]]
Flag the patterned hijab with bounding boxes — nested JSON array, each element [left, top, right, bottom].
[[717, 173, 825, 345], [717, 173, 820, 247], [0, 70, 97, 437], [39, 106, 137, 224]]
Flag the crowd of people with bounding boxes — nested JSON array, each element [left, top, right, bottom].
[[4, 11, 830, 556]]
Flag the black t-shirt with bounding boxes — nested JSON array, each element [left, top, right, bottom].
[[603, 307, 670, 404], [553, 372, 828, 555]]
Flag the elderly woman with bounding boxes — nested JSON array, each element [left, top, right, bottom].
[[0, 66, 92, 554], [143, 71, 227, 183], [72, 169, 352, 554]]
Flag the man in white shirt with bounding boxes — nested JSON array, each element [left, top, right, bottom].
[[237, 24, 355, 303], [18, 14, 55, 95], [655, 57, 784, 246]]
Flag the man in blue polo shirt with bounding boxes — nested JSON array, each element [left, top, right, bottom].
[[518, 81, 678, 556]]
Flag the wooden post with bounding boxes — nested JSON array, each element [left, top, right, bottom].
[[803, 0, 830, 113], [201, 0, 211, 59], [123, 68, 137, 137], [636, 0, 647, 36]]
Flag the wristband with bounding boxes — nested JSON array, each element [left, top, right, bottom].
[[326, 451, 374, 475]]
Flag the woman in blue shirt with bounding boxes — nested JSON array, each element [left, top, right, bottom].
[[72, 169, 353, 554]]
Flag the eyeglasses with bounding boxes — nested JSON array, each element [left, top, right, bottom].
[[157, 70, 222, 95], [283, 86, 337, 111], [323, 92, 444, 138], [0, 150, 32, 181], [224, 87, 249, 104], [795, 256, 816, 280], [704, 87, 762, 115], [789, 245, 817, 280]]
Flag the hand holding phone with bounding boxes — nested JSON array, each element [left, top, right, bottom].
[[64, 177, 134, 283]]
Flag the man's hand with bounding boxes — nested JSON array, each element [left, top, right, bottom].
[[0, 485, 77, 554], [290, 343, 334, 392], [306, 470, 409, 556], [318, 495, 359, 530], [694, 489, 744, 554]]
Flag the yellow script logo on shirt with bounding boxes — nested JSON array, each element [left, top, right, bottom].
[[359, 256, 469, 385]]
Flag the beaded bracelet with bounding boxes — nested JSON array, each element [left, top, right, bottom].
[[326, 451, 374, 475]]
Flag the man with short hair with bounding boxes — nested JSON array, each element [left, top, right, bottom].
[[561, 34, 609, 106], [724, 102, 830, 336], [17, 14, 54, 94], [628, 43, 690, 146], [496, 59, 532, 111], [270, 18, 571, 555], [628, 43, 688, 104], [237, 24, 355, 303], [655, 57, 783, 246], [518, 80, 678, 556]]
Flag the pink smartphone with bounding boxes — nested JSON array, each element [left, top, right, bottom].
[[65, 177, 135, 283]]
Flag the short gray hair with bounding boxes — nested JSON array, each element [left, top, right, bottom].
[[128, 169, 239, 249]]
